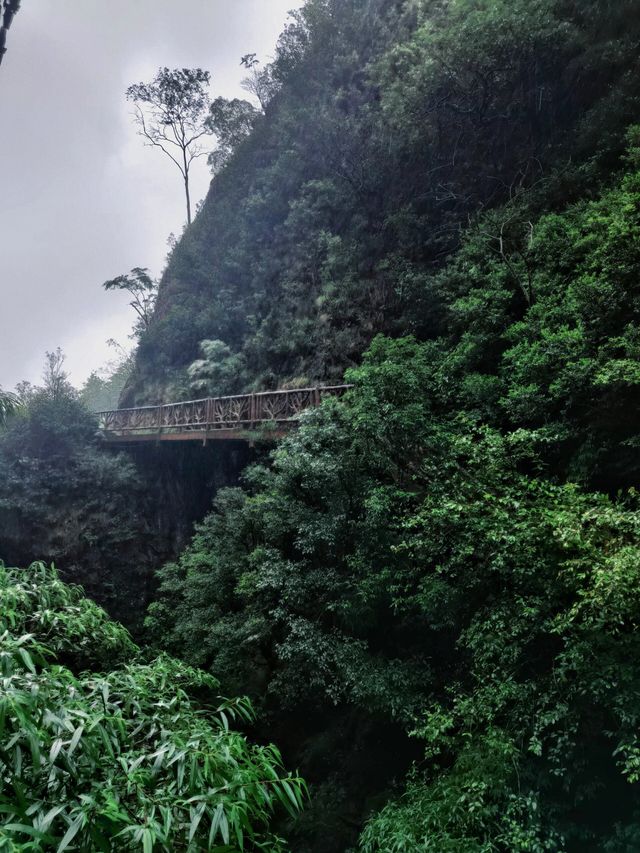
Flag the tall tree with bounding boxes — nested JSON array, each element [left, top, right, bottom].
[[126, 68, 212, 225]]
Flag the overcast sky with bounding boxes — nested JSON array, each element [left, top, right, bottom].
[[0, 0, 301, 390]]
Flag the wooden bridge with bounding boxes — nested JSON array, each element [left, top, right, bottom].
[[97, 385, 351, 444]]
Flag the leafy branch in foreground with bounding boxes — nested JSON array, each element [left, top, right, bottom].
[[0, 562, 305, 851]]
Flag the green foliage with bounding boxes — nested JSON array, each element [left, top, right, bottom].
[[127, 0, 640, 404], [429, 154, 640, 490], [115, 1, 640, 849], [8, 0, 640, 849], [149, 331, 640, 849], [0, 562, 305, 851], [0, 376, 155, 629], [206, 98, 261, 174], [0, 558, 135, 672], [187, 340, 248, 398]]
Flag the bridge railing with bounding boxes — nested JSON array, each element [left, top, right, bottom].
[[97, 385, 352, 438]]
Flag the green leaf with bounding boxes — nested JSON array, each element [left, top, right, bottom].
[[142, 827, 154, 853], [67, 725, 84, 756], [57, 813, 84, 852]]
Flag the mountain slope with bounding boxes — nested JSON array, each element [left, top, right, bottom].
[[125, 0, 640, 405]]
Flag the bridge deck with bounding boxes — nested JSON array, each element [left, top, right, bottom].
[[97, 385, 351, 443]]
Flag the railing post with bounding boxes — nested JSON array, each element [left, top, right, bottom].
[[249, 392, 256, 427]]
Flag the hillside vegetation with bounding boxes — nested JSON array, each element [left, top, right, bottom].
[[0, 376, 157, 629], [127, 0, 640, 405], [138, 0, 640, 849], [3, 0, 640, 851], [0, 562, 304, 850]]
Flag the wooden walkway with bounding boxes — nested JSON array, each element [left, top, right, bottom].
[[97, 385, 351, 444]]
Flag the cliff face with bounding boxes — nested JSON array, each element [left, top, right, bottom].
[[124, 440, 254, 551], [124, 0, 640, 408]]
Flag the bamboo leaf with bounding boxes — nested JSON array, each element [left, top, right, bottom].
[[57, 813, 84, 853]]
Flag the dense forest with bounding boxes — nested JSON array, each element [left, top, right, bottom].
[[3, 0, 640, 849]]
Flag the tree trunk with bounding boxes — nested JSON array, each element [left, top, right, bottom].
[[184, 173, 192, 226], [183, 148, 192, 225]]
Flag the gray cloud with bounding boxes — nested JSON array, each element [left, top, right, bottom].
[[0, 0, 300, 389]]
